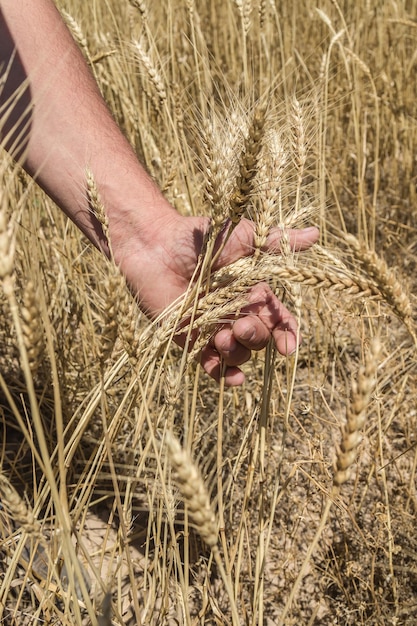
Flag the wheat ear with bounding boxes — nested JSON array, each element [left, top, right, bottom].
[[209, 253, 379, 298], [259, 0, 268, 28], [0, 473, 40, 537], [346, 233, 415, 339], [165, 431, 217, 548], [253, 131, 287, 256], [128, 0, 149, 22], [280, 339, 381, 624], [165, 432, 240, 625], [229, 103, 267, 226], [290, 98, 307, 193], [201, 119, 230, 230], [235, 0, 252, 34], [98, 269, 123, 366], [21, 280, 45, 375], [61, 8, 98, 82], [61, 10, 89, 58], [334, 337, 381, 486], [86, 167, 113, 259], [132, 40, 167, 108]]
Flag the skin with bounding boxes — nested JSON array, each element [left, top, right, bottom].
[[0, 0, 319, 386]]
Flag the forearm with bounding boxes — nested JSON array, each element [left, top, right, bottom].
[[0, 0, 175, 260]]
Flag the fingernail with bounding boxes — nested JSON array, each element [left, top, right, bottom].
[[287, 332, 300, 355]]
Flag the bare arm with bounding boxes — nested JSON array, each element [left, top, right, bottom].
[[0, 0, 176, 258]]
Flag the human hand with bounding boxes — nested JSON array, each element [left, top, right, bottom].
[[115, 213, 319, 386]]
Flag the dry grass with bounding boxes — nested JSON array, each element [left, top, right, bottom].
[[1, 0, 417, 624]]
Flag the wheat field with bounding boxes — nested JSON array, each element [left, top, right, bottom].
[[0, 0, 417, 624]]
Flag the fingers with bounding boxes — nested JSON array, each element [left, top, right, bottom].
[[199, 344, 246, 386], [235, 283, 299, 355], [218, 314, 279, 356], [199, 328, 251, 387], [213, 328, 251, 365], [199, 282, 300, 386]]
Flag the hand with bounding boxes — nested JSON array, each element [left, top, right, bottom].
[[116, 213, 319, 386]]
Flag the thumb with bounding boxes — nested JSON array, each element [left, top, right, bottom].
[[212, 219, 319, 269]]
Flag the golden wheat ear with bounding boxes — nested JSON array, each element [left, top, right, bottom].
[[334, 337, 381, 487], [165, 430, 218, 548], [229, 103, 268, 227], [345, 233, 415, 341], [21, 280, 45, 376]]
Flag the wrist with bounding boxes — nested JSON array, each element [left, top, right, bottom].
[[102, 172, 179, 267]]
